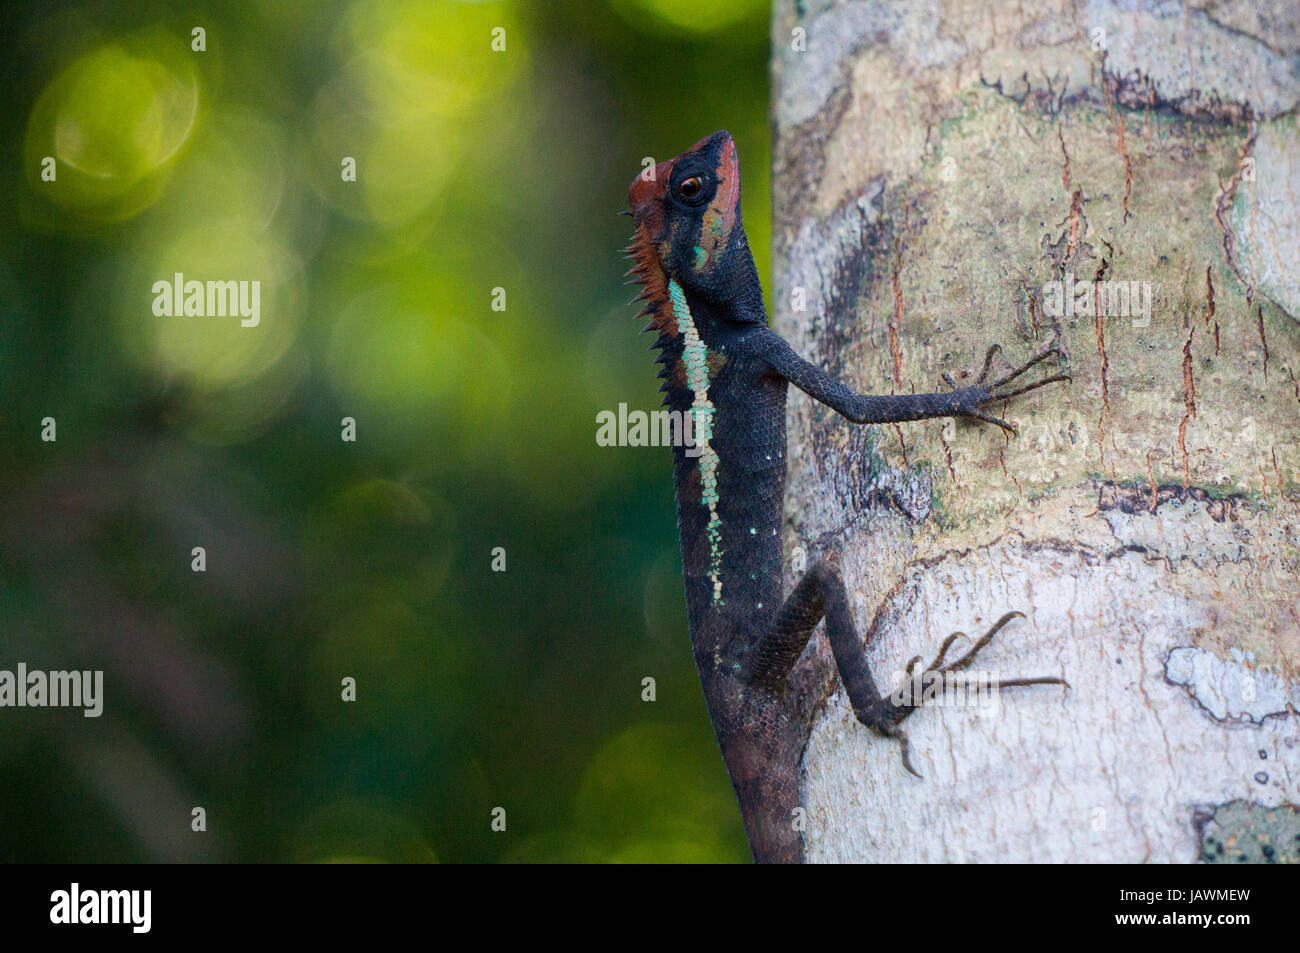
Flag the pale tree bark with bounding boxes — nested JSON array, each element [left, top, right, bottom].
[[770, 0, 1300, 862]]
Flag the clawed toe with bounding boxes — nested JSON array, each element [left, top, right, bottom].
[[940, 610, 1023, 672], [927, 630, 967, 671], [984, 372, 1071, 404], [967, 409, 1017, 434], [893, 727, 922, 779], [989, 345, 1062, 389], [976, 344, 1069, 415], [975, 344, 1004, 386]]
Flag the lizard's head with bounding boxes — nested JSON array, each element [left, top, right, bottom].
[[625, 130, 758, 332]]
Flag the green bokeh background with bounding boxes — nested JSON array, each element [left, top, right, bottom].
[[0, 0, 772, 862]]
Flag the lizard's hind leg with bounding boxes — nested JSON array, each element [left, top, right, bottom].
[[740, 553, 908, 769], [742, 555, 1066, 778], [741, 552, 883, 710]]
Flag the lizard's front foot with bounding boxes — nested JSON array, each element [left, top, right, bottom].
[[855, 611, 1069, 778], [943, 344, 1070, 434]]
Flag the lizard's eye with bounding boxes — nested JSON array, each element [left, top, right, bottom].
[[678, 176, 703, 200]]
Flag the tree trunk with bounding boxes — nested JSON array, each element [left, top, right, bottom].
[[771, 0, 1300, 862]]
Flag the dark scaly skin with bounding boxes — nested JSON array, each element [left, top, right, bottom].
[[624, 131, 1069, 863]]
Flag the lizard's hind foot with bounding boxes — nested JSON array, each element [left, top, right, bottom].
[[868, 611, 1068, 778]]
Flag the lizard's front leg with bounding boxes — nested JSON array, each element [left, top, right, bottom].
[[756, 327, 1069, 432], [742, 553, 1066, 778]]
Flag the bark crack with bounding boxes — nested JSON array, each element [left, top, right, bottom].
[[1213, 124, 1258, 297], [1256, 304, 1269, 381], [1179, 325, 1197, 486]]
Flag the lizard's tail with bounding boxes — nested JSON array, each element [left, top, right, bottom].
[[717, 690, 806, 864]]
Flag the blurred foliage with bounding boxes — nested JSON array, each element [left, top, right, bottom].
[[0, 0, 770, 862]]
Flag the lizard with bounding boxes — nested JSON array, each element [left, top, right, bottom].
[[622, 130, 1070, 864]]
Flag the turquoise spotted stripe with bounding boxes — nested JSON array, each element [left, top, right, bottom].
[[668, 279, 724, 605]]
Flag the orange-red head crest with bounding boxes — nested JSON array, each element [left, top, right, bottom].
[[623, 131, 749, 336]]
